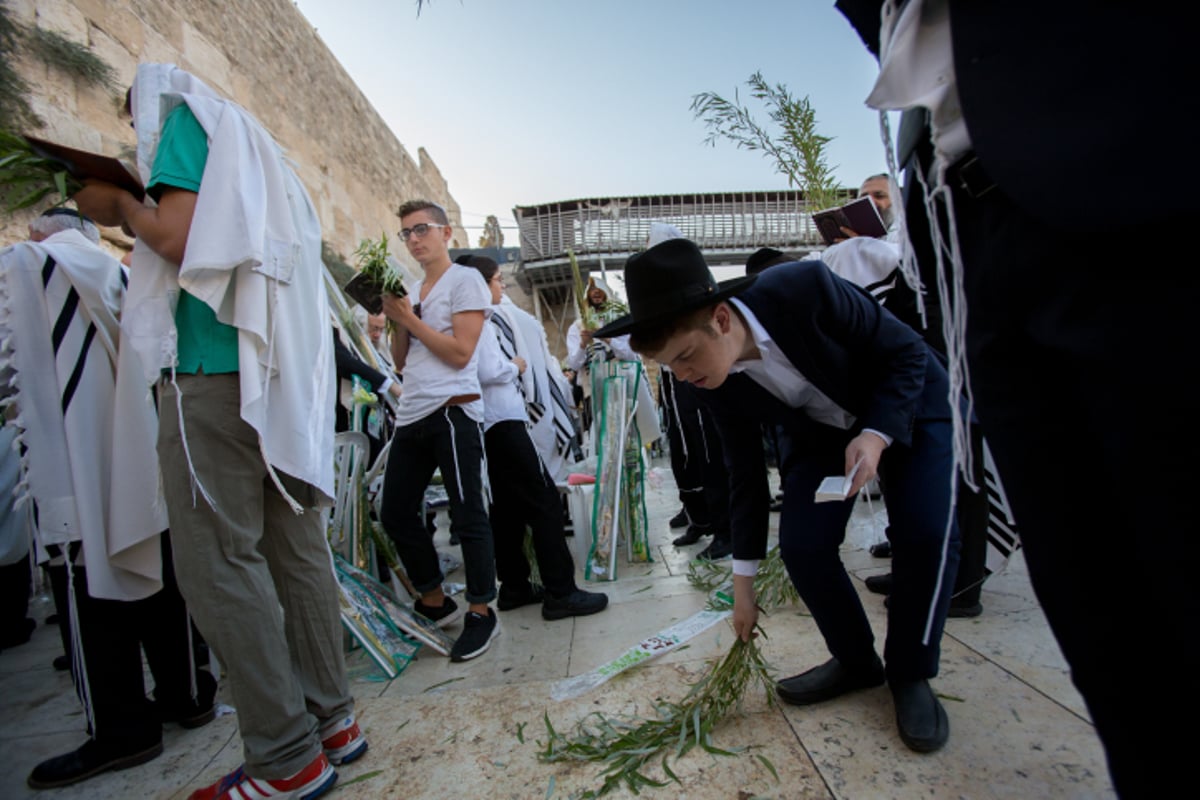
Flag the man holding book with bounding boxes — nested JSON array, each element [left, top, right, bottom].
[[598, 238, 961, 753]]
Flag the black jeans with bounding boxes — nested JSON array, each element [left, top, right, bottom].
[[380, 406, 496, 604], [484, 420, 577, 598]]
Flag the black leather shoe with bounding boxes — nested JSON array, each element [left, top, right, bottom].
[[497, 583, 546, 611], [156, 669, 218, 729], [668, 508, 689, 529], [882, 595, 984, 618], [948, 600, 983, 618], [891, 679, 949, 752], [27, 738, 164, 789], [542, 589, 608, 620], [776, 656, 885, 706], [865, 573, 893, 595], [672, 525, 711, 546], [696, 538, 733, 561]]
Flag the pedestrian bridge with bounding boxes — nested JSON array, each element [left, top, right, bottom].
[[512, 189, 850, 307]]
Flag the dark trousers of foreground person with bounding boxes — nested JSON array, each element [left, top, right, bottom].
[[948, 176, 1198, 798]]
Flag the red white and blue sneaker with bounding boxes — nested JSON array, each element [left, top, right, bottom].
[[187, 752, 337, 799], [320, 715, 369, 766]]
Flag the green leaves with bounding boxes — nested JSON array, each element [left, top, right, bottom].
[[0, 131, 81, 212], [538, 637, 779, 797], [691, 71, 843, 212]]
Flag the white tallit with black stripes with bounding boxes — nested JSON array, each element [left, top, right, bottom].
[[0, 229, 167, 601], [492, 298, 580, 481]]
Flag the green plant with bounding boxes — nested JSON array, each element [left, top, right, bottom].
[[0, 6, 40, 132], [687, 546, 800, 612], [691, 71, 843, 212], [538, 636, 779, 797], [25, 27, 118, 91], [0, 130, 79, 211], [353, 233, 405, 295]]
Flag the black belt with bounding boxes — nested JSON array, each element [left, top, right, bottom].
[[947, 151, 997, 200]]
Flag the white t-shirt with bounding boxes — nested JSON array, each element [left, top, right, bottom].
[[393, 264, 491, 427], [476, 322, 526, 431]]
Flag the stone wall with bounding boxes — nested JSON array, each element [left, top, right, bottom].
[[2, 0, 468, 268]]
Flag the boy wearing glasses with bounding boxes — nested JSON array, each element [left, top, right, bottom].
[[378, 200, 500, 662]]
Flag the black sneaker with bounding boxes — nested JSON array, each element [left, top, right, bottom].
[[696, 538, 733, 561], [669, 508, 690, 529], [542, 589, 609, 621], [450, 608, 500, 662], [497, 583, 545, 611], [414, 596, 464, 629]]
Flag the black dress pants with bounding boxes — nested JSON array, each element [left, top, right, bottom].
[[47, 534, 214, 748], [485, 420, 577, 598], [945, 169, 1197, 799]]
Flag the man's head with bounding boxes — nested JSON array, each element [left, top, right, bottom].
[[397, 199, 451, 267], [366, 313, 388, 344], [594, 238, 756, 390], [745, 247, 798, 276], [586, 280, 608, 308], [28, 208, 100, 244], [858, 173, 894, 229], [455, 254, 503, 304]]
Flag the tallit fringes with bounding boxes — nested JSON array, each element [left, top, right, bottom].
[[170, 371, 219, 511], [879, 108, 927, 329], [64, 558, 98, 738]]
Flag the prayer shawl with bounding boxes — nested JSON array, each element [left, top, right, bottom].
[[494, 298, 580, 481], [0, 230, 166, 601], [808, 237, 907, 306], [125, 64, 335, 507]]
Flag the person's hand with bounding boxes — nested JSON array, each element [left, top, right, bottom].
[[387, 382, 402, 398], [844, 431, 887, 496], [579, 329, 595, 345], [835, 225, 863, 242], [731, 574, 759, 643], [512, 356, 527, 374], [71, 180, 130, 227], [381, 292, 418, 330]]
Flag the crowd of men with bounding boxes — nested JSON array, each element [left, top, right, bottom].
[[2, 6, 1184, 794]]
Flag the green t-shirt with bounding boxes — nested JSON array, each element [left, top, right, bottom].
[[149, 104, 239, 375]]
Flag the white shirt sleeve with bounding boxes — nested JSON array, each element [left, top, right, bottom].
[[565, 322, 586, 371], [476, 328, 519, 386], [604, 333, 637, 361]]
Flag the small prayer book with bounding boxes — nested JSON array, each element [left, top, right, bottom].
[[814, 458, 864, 503], [811, 195, 888, 246], [24, 135, 144, 201]]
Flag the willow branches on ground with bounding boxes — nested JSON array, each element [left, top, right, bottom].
[[538, 636, 778, 797]]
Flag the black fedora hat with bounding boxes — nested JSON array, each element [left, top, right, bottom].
[[593, 238, 756, 339]]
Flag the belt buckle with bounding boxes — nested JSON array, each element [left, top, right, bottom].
[[955, 155, 996, 199]]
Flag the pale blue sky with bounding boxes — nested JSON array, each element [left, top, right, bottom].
[[293, 0, 890, 244]]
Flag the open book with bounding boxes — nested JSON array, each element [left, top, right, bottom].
[[811, 195, 888, 246], [24, 135, 144, 201], [814, 458, 864, 503]]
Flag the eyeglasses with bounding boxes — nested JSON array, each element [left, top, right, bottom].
[[399, 223, 445, 241]]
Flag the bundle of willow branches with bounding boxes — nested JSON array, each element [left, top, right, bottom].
[[0, 131, 79, 211], [538, 636, 779, 797], [687, 545, 800, 612]]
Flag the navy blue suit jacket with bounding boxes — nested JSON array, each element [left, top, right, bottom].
[[698, 260, 951, 560]]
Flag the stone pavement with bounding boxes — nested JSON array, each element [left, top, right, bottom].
[[0, 456, 1115, 799]]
